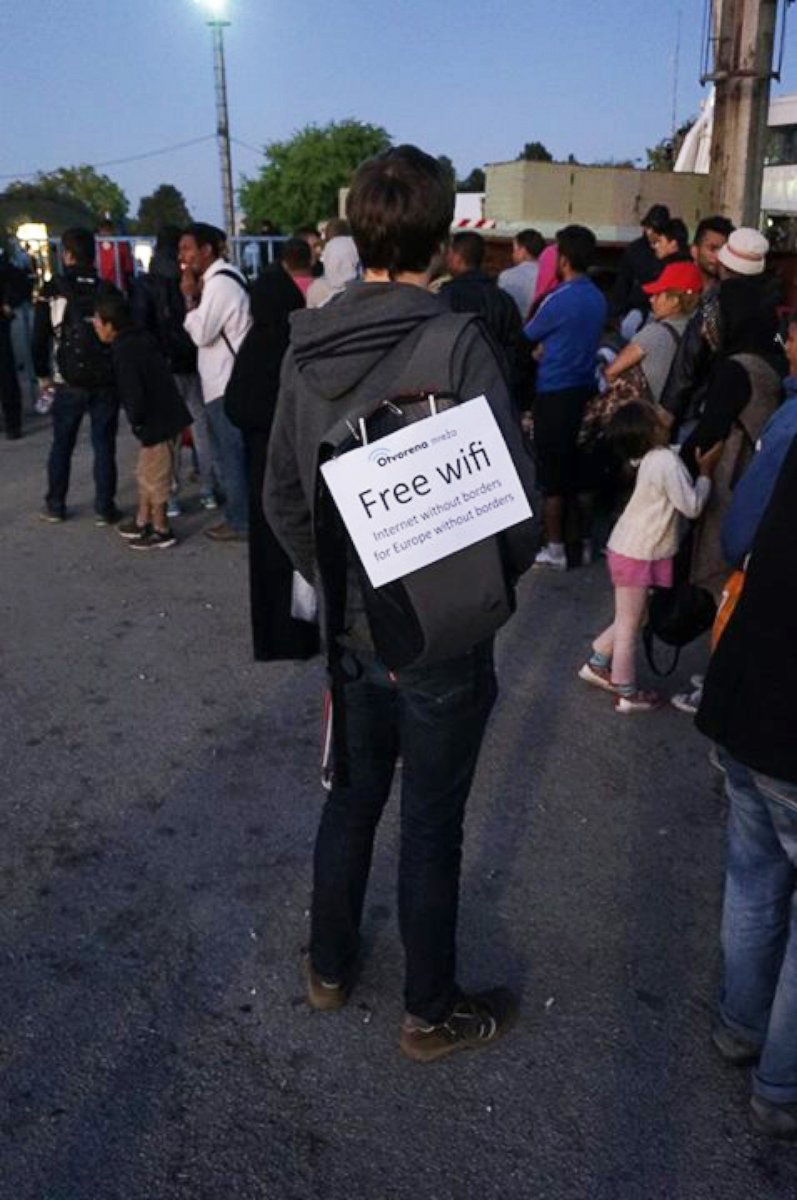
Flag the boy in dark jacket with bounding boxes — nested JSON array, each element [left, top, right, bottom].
[[93, 294, 190, 550]]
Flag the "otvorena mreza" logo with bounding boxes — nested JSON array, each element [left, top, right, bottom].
[[368, 441, 429, 467]]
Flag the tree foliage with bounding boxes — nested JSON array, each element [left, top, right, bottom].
[[136, 184, 192, 232], [517, 141, 553, 163], [645, 119, 694, 172], [239, 120, 392, 230], [5, 165, 129, 223], [457, 167, 486, 192]]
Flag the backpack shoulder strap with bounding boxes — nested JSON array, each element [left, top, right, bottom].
[[214, 266, 249, 291], [320, 311, 477, 454], [661, 321, 683, 348]]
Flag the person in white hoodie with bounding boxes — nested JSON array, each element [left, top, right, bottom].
[[306, 236, 361, 309], [578, 402, 722, 713], [180, 222, 252, 541]]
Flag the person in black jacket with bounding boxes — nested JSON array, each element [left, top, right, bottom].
[[93, 294, 190, 550], [610, 204, 669, 322], [223, 239, 319, 661], [441, 231, 531, 412], [0, 247, 23, 439], [696, 434, 797, 1141]]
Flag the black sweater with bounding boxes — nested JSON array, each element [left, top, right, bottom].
[[111, 326, 191, 446], [696, 436, 797, 782]]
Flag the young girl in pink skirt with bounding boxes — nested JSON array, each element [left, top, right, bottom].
[[579, 402, 722, 713]]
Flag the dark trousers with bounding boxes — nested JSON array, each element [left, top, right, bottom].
[[243, 429, 318, 662], [46, 386, 119, 516], [311, 642, 497, 1023], [0, 323, 21, 436]]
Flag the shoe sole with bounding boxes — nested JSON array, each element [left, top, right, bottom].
[[38, 513, 65, 523], [118, 528, 148, 540], [578, 664, 617, 693], [670, 698, 699, 715], [615, 700, 663, 714], [129, 539, 176, 551]]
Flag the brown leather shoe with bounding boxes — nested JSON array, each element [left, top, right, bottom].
[[203, 522, 248, 542], [400, 988, 518, 1063], [304, 956, 349, 1012]]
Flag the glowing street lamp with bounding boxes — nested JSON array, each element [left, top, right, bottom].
[[194, 0, 235, 235]]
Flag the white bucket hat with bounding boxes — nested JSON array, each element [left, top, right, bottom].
[[717, 227, 769, 276]]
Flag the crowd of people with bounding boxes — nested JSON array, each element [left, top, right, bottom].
[[2, 147, 797, 1139]]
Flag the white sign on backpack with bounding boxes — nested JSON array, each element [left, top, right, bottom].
[[320, 394, 533, 588]]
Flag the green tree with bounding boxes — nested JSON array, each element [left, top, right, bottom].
[[436, 155, 457, 190], [645, 119, 694, 172], [239, 120, 391, 230], [136, 184, 192, 232], [517, 141, 553, 163], [457, 167, 486, 192], [6, 165, 129, 223]]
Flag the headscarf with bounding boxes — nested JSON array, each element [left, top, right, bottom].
[[531, 244, 558, 307], [321, 236, 361, 293]]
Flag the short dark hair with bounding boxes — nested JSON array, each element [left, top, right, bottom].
[[556, 224, 597, 273], [606, 401, 660, 462], [694, 215, 734, 246], [641, 204, 670, 233], [659, 217, 689, 251], [94, 292, 134, 331], [293, 225, 319, 239], [515, 228, 545, 259], [324, 217, 350, 240], [346, 144, 454, 275], [281, 237, 312, 272], [182, 222, 225, 256], [450, 231, 485, 269], [61, 227, 96, 267]]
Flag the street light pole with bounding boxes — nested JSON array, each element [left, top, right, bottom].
[[196, 2, 236, 236]]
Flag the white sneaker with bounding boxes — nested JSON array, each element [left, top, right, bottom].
[[671, 686, 703, 715], [534, 545, 567, 571]]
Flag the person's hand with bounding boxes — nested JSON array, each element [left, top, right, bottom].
[[696, 441, 724, 477], [180, 266, 201, 302]]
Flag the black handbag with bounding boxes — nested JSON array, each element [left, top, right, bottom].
[[642, 530, 716, 676]]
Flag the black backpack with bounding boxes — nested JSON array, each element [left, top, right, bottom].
[[55, 275, 114, 389], [316, 313, 539, 672], [148, 274, 197, 375]]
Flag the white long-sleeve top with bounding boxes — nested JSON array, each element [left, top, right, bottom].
[[608, 446, 711, 562], [184, 259, 252, 404]]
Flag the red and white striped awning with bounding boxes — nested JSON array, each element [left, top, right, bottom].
[[452, 218, 497, 230]]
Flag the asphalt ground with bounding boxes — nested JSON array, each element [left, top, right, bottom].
[[1, 414, 796, 1200]]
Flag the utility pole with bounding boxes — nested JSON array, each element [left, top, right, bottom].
[[196, 1, 236, 236], [704, 0, 779, 226]]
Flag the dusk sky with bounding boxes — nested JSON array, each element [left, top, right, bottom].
[[2, 0, 796, 226]]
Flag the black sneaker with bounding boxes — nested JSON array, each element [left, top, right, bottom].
[[399, 988, 518, 1063], [117, 518, 150, 540], [39, 507, 65, 523], [129, 527, 176, 551], [750, 1096, 797, 1140], [711, 1022, 761, 1066], [95, 505, 122, 527]]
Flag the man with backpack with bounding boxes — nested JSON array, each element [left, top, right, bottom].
[[32, 226, 121, 524], [179, 222, 251, 542], [264, 144, 537, 1062]]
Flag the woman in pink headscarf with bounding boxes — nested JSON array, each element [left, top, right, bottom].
[[525, 243, 559, 321]]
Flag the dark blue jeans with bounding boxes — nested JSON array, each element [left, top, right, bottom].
[[46, 386, 119, 516], [719, 750, 797, 1105], [311, 642, 497, 1024]]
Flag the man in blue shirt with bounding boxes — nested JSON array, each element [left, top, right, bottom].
[[524, 225, 607, 569]]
